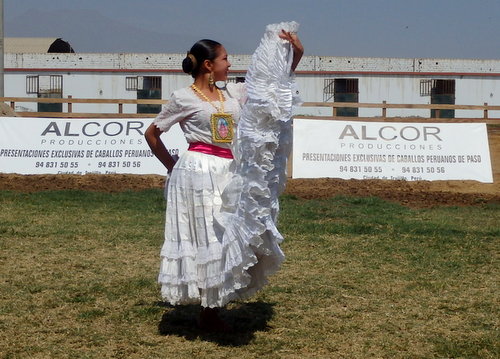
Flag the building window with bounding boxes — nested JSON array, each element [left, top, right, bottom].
[[420, 79, 433, 96], [141, 76, 162, 91], [332, 78, 359, 117], [227, 76, 245, 83], [26, 76, 39, 94], [323, 79, 335, 102], [26, 75, 63, 112], [126, 77, 138, 91], [126, 76, 162, 113], [431, 79, 455, 118], [26, 75, 63, 95]]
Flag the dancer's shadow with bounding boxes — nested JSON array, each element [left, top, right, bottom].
[[157, 301, 275, 346]]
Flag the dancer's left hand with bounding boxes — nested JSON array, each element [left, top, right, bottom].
[[279, 30, 304, 71]]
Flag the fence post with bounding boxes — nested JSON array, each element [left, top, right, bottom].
[[118, 103, 123, 114], [10, 101, 14, 109], [382, 100, 387, 118], [484, 102, 488, 119], [68, 95, 73, 113]]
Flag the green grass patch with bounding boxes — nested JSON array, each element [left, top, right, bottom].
[[0, 190, 498, 358]]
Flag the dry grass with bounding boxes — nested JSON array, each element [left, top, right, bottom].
[[0, 190, 498, 358]]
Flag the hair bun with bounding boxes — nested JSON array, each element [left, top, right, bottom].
[[182, 52, 197, 74]]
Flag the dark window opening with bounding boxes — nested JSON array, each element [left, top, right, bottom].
[[137, 76, 162, 114], [227, 76, 245, 83], [431, 79, 455, 118], [333, 78, 358, 117]]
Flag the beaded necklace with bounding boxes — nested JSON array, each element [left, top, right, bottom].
[[191, 84, 225, 113], [190, 84, 234, 143]]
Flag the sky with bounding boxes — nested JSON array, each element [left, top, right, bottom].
[[4, 0, 500, 59]]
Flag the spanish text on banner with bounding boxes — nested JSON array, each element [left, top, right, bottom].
[[292, 119, 493, 183], [0, 117, 187, 175]]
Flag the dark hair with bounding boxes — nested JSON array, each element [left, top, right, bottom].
[[182, 39, 222, 78]]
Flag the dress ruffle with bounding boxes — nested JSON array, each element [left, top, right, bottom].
[[158, 21, 301, 308], [218, 21, 302, 303]]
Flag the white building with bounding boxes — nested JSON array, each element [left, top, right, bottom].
[[4, 50, 500, 118]]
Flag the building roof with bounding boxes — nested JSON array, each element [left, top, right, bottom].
[[5, 37, 74, 53]]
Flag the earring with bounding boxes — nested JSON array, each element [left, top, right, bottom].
[[208, 73, 215, 88]]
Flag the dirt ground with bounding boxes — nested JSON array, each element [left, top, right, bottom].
[[1, 128, 498, 208], [0, 173, 498, 208]]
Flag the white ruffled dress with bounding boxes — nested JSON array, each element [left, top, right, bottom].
[[154, 21, 301, 308]]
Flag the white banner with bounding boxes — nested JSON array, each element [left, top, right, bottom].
[[292, 119, 493, 183], [0, 117, 188, 175]]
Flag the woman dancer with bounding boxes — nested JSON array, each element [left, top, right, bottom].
[[145, 23, 303, 331]]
